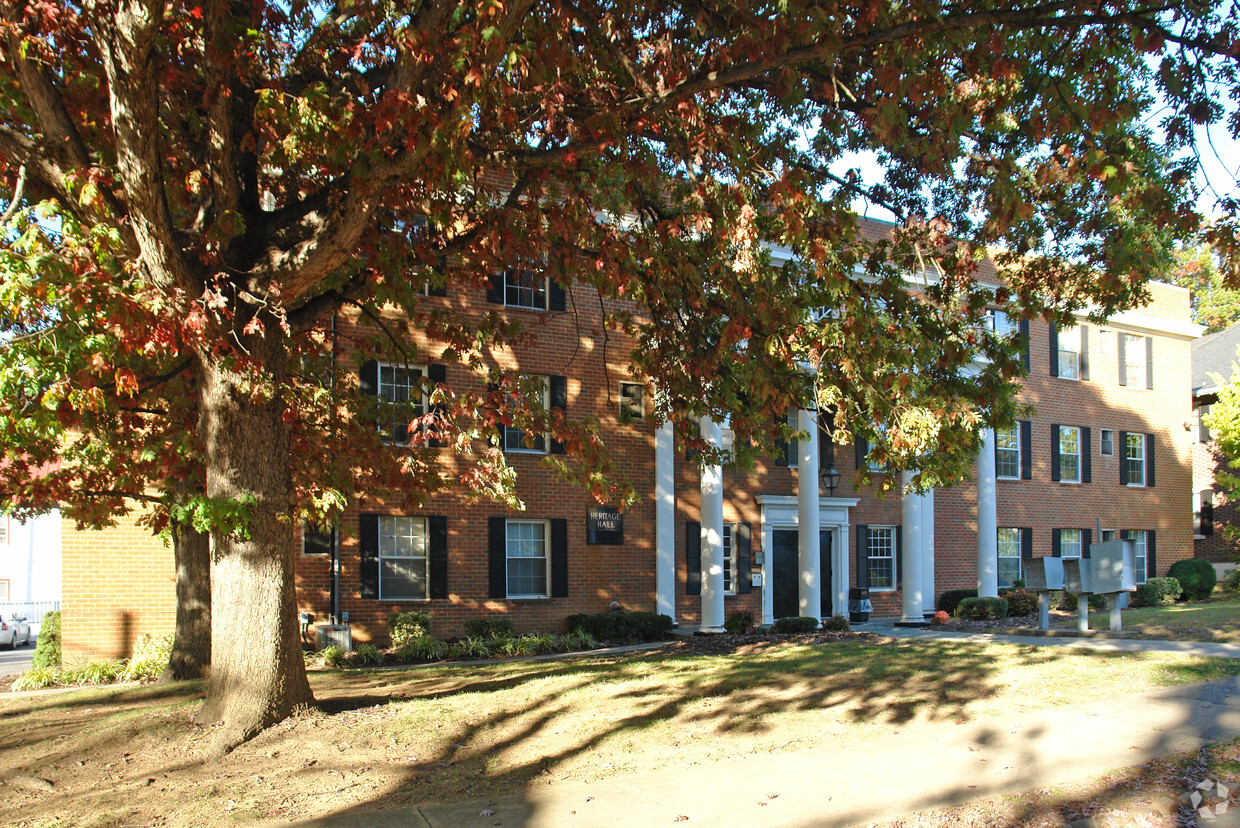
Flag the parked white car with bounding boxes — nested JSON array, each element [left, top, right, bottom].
[[0, 614, 31, 648]]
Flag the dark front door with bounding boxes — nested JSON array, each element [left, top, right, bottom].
[[771, 528, 834, 619]]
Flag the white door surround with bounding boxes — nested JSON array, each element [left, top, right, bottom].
[[755, 495, 859, 625]]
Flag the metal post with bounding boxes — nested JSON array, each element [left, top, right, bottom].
[[1077, 594, 1090, 632], [1038, 592, 1050, 631]]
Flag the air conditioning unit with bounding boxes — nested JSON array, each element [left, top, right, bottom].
[[315, 624, 352, 652]]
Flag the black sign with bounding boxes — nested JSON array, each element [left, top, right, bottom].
[[587, 506, 624, 545]]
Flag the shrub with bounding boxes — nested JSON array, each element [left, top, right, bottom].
[[955, 597, 1009, 621], [490, 636, 521, 657], [1012, 579, 1026, 590], [12, 666, 61, 691], [1221, 568, 1240, 595], [564, 611, 674, 644], [724, 610, 756, 635], [1131, 576, 1182, 607], [121, 633, 173, 682], [350, 643, 383, 666], [931, 610, 950, 625], [1168, 559, 1218, 601], [822, 614, 850, 632], [1003, 589, 1038, 617], [395, 635, 445, 663], [937, 589, 978, 616], [1057, 592, 1106, 612], [388, 611, 432, 647], [772, 616, 819, 634], [31, 610, 61, 670], [463, 618, 515, 639]]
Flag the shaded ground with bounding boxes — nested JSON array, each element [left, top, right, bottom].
[[2, 633, 1238, 827]]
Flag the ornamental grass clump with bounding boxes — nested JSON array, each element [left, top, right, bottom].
[[121, 633, 173, 682]]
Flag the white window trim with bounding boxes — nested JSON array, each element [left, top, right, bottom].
[[1130, 530, 1148, 585], [1122, 333, 1146, 388], [503, 268, 550, 310], [997, 528, 1022, 589], [377, 361, 428, 446], [1059, 426, 1081, 483], [1059, 528, 1082, 559], [995, 426, 1021, 480], [506, 519, 551, 599], [868, 525, 897, 592], [378, 516, 430, 601], [503, 375, 550, 454], [619, 381, 646, 421], [1100, 429, 1114, 457], [1058, 325, 1081, 381], [1125, 433, 1146, 488], [721, 526, 737, 596]]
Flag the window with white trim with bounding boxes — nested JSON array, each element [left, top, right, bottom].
[[995, 426, 1020, 479], [1122, 333, 1146, 387], [503, 375, 549, 453], [1100, 429, 1114, 457], [997, 528, 1022, 588], [1125, 433, 1145, 486], [377, 362, 427, 444], [379, 516, 429, 600], [1058, 426, 1081, 482], [868, 526, 896, 590], [506, 519, 549, 598], [1130, 530, 1148, 585], [504, 267, 549, 310], [1059, 528, 1082, 559], [619, 382, 646, 421], [721, 526, 737, 595], [1058, 325, 1081, 380], [982, 308, 1018, 338]]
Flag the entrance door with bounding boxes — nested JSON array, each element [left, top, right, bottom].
[[771, 529, 834, 619]]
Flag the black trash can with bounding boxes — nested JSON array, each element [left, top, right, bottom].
[[849, 587, 872, 622]]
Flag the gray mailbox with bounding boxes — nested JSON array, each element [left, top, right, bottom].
[[1088, 540, 1136, 594], [1025, 557, 1064, 592], [1062, 558, 1090, 595]]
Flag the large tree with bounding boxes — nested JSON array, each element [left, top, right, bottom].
[[0, 0, 1235, 754]]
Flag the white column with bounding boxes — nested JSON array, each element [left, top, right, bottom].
[[977, 427, 999, 598], [835, 525, 850, 617], [899, 471, 926, 625], [699, 416, 726, 633], [797, 409, 822, 620], [920, 488, 935, 617], [655, 419, 676, 622]]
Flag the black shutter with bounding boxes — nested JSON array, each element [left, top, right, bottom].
[[548, 278, 567, 311], [1146, 530, 1157, 579], [1117, 332, 1128, 385], [1052, 528, 1062, 557], [1049, 324, 1059, 377], [1201, 492, 1215, 536], [855, 437, 869, 471], [1020, 421, 1032, 479], [1146, 336, 1155, 389], [1019, 318, 1030, 372], [488, 380, 505, 449], [486, 271, 505, 304], [1119, 430, 1129, 484], [856, 525, 870, 588], [550, 518, 569, 597], [1081, 427, 1092, 483], [895, 524, 904, 589], [1051, 424, 1061, 482], [549, 375, 568, 454], [428, 363, 448, 447], [737, 523, 752, 594], [1082, 529, 1092, 559], [428, 516, 448, 599], [1021, 527, 1033, 560], [1079, 325, 1090, 381], [360, 360, 379, 396], [775, 435, 790, 467], [360, 513, 379, 599], [686, 521, 702, 595], [1146, 433, 1156, 487], [488, 517, 507, 598]]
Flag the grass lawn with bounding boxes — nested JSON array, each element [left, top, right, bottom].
[[1063, 594, 1240, 642], [1, 635, 1238, 827]]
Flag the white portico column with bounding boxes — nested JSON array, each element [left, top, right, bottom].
[[899, 470, 927, 626], [977, 427, 999, 598], [699, 416, 726, 633], [797, 409, 823, 620], [920, 488, 935, 617], [655, 418, 676, 622]]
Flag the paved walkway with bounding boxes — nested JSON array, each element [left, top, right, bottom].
[[266, 627, 1240, 828]]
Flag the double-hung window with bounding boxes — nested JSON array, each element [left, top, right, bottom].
[[379, 516, 429, 600], [1120, 333, 1147, 387], [619, 381, 646, 421], [720, 526, 736, 595], [995, 426, 1020, 479], [868, 526, 897, 590], [506, 519, 549, 598], [1125, 432, 1145, 486], [1057, 325, 1081, 380], [1129, 530, 1148, 585], [1100, 429, 1114, 456], [378, 363, 427, 444], [1059, 528, 1082, 559], [997, 528, 1022, 588], [982, 308, 1018, 338], [503, 375, 549, 453], [1058, 426, 1081, 482], [504, 266, 549, 310]]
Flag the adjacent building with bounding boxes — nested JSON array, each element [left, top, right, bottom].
[[1191, 322, 1240, 573]]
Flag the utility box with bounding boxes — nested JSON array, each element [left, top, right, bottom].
[[1025, 557, 1064, 592], [1088, 540, 1136, 594], [315, 624, 353, 652]]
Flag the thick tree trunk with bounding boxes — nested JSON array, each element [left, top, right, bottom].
[[161, 522, 211, 681], [193, 329, 313, 757]]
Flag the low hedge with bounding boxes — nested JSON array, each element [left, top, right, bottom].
[[724, 610, 756, 634], [1167, 559, 1217, 601], [1131, 576, 1182, 607], [565, 610, 673, 644], [955, 597, 1008, 621], [463, 618, 515, 639], [1001, 589, 1038, 617], [937, 589, 978, 616], [772, 616, 820, 634]]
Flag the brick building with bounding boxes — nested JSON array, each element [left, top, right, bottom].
[[58, 258, 1204, 659], [1191, 322, 1240, 573]]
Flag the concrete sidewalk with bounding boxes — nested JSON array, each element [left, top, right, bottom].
[[268, 633, 1240, 828]]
